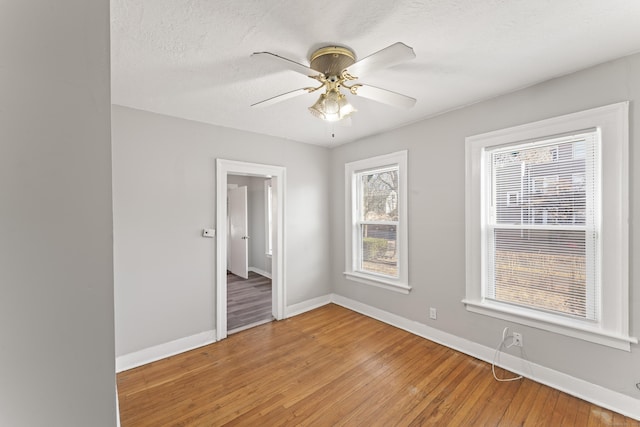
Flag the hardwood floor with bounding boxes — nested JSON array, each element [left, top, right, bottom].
[[117, 304, 639, 426], [227, 271, 272, 332]]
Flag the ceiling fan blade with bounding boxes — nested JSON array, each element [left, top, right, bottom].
[[251, 88, 310, 108], [251, 52, 322, 78], [354, 84, 417, 109], [346, 42, 416, 78]]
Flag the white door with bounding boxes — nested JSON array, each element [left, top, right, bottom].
[[228, 186, 249, 279]]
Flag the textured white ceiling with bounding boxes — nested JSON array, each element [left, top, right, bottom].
[[111, 0, 640, 146]]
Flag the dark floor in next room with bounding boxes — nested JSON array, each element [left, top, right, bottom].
[[227, 271, 272, 332]]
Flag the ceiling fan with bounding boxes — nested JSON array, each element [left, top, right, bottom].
[[251, 42, 417, 122]]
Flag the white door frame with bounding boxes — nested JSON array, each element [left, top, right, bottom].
[[216, 159, 286, 340]]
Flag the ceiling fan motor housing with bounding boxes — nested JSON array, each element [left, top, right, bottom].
[[310, 46, 356, 76]]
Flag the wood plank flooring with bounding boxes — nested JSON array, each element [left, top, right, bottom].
[[227, 271, 272, 332], [117, 304, 639, 426]]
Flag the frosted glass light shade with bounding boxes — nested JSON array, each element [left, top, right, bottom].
[[309, 89, 356, 122]]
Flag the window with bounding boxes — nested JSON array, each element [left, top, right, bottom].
[[345, 151, 409, 293], [265, 179, 273, 256], [489, 132, 596, 318], [465, 102, 636, 350]]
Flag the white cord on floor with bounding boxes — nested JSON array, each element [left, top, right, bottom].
[[492, 327, 524, 382]]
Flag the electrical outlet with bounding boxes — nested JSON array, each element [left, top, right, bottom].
[[429, 307, 437, 320], [512, 332, 523, 347]]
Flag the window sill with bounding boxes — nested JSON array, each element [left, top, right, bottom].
[[344, 271, 411, 294], [462, 299, 638, 351]]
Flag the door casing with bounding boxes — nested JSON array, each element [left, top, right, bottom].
[[216, 159, 286, 340]]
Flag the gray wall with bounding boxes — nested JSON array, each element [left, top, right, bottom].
[[0, 1, 116, 426], [112, 106, 331, 356], [329, 53, 640, 399]]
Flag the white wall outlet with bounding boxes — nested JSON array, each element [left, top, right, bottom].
[[202, 228, 215, 238], [429, 307, 437, 320], [512, 332, 523, 347]]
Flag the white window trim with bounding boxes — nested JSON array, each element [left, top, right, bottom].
[[344, 150, 410, 294], [464, 102, 637, 351]]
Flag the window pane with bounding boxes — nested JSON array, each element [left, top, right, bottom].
[[488, 132, 598, 321], [490, 228, 592, 319], [493, 139, 587, 226], [360, 169, 398, 221], [360, 224, 397, 277]]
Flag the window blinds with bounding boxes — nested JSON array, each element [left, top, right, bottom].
[[486, 131, 599, 320]]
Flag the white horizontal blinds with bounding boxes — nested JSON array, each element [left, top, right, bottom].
[[357, 165, 399, 278], [486, 131, 599, 320]]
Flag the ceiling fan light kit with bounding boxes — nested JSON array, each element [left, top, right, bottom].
[[309, 89, 357, 122], [251, 42, 417, 123], [306, 46, 358, 121]]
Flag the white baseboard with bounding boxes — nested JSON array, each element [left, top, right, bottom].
[[116, 330, 216, 373], [249, 267, 272, 279], [330, 293, 640, 421], [286, 294, 332, 318]]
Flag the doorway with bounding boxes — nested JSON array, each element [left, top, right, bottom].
[[216, 159, 286, 341], [226, 175, 273, 332]]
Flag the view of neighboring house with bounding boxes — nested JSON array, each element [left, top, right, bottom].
[[495, 138, 587, 227], [492, 136, 591, 318]]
